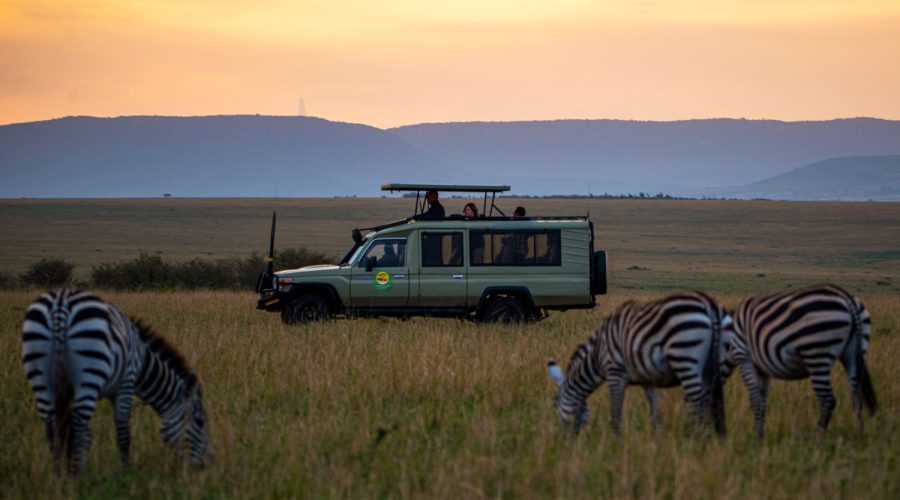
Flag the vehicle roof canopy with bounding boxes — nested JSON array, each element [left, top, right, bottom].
[[381, 183, 510, 193], [382, 183, 512, 219]]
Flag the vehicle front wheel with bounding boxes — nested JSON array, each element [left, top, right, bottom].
[[480, 297, 527, 324], [281, 293, 331, 325]]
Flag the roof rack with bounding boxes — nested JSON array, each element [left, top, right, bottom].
[[381, 183, 510, 193], [381, 183, 512, 217]]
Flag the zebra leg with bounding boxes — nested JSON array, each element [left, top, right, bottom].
[[644, 386, 662, 429], [807, 361, 837, 435], [736, 359, 768, 438], [673, 363, 711, 435], [67, 411, 94, 475], [607, 373, 627, 435], [113, 393, 135, 464]]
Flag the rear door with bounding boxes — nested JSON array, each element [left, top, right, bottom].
[[417, 231, 467, 307]]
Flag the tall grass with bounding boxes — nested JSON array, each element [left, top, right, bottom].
[[2, 290, 898, 498]]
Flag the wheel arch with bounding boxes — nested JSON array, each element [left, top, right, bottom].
[[283, 283, 344, 313], [475, 286, 536, 318]]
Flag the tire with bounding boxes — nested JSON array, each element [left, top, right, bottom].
[[281, 293, 331, 325], [481, 297, 527, 324]]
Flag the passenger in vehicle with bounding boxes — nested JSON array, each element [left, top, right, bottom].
[[539, 240, 559, 264], [471, 233, 485, 265], [379, 243, 400, 267], [419, 190, 445, 220], [463, 202, 479, 219], [514, 206, 526, 217]]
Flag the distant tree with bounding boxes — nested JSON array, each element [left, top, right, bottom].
[[163, 193, 172, 198]]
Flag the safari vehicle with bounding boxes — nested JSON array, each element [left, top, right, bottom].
[[256, 184, 607, 324]]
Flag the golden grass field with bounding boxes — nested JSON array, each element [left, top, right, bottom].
[[1, 198, 899, 498]]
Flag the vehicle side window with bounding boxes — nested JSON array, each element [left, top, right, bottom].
[[360, 239, 406, 267], [470, 230, 560, 266], [422, 232, 463, 267]]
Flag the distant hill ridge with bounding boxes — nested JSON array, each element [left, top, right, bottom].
[[1, 115, 899, 199], [725, 155, 900, 200]]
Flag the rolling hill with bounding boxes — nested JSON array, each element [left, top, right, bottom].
[[0, 115, 447, 197], [391, 118, 900, 196], [725, 155, 900, 200], [1, 115, 899, 199]]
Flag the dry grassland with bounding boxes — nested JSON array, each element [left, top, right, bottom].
[[1, 291, 898, 498], [1, 198, 899, 498]]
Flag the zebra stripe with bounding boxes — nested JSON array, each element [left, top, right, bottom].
[[729, 284, 877, 438], [21, 289, 209, 474], [548, 291, 732, 436]]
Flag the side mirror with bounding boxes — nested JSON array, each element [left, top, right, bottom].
[[366, 256, 376, 272]]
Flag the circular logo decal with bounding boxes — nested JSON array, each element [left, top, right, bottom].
[[374, 271, 392, 290]]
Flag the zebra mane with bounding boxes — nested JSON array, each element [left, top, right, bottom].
[[133, 318, 195, 381], [566, 329, 600, 373]]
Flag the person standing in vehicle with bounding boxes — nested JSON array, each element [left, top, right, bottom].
[[420, 190, 446, 220]]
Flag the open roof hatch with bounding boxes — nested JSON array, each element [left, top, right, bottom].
[[381, 183, 511, 217]]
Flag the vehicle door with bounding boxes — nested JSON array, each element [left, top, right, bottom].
[[350, 238, 410, 308], [418, 231, 467, 307]]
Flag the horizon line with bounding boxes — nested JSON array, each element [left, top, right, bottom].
[[2, 113, 897, 130]]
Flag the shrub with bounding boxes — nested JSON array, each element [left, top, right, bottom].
[[236, 253, 267, 291], [20, 258, 74, 288], [0, 271, 17, 289], [276, 247, 332, 269], [172, 259, 234, 290], [91, 253, 174, 290], [89, 248, 335, 291]]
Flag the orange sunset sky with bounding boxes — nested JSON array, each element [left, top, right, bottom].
[[1, 0, 899, 128]]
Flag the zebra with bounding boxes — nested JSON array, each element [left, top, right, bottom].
[[547, 291, 732, 436], [21, 289, 209, 475], [728, 284, 877, 438]]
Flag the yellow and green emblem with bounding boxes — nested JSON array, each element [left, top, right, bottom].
[[374, 271, 392, 290]]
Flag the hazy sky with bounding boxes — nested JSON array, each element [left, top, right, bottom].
[[2, 0, 899, 128]]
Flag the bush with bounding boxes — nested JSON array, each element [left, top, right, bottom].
[[0, 271, 17, 289], [90, 248, 335, 291], [175, 259, 235, 290], [236, 253, 266, 290], [276, 247, 332, 269], [91, 253, 174, 290], [20, 258, 74, 288]]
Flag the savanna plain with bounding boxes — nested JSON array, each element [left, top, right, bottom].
[[1, 197, 899, 498]]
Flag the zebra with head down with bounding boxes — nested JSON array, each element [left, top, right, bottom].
[[548, 291, 733, 436], [22, 289, 209, 474], [728, 284, 877, 438]]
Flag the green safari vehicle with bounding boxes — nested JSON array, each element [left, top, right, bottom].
[[256, 184, 607, 324]]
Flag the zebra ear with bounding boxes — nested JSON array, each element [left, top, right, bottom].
[[548, 359, 565, 386], [185, 372, 198, 390]]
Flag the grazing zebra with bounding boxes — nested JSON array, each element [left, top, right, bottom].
[[547, 291, 732, 436], [729, 284, 877, 438], [21, 289, 209, 475]]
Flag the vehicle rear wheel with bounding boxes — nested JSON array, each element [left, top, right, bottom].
[[281, 293, 331, 325], [481, 297, 527, 324]]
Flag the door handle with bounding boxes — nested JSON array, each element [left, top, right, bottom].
[[452, 274, 464, 279]]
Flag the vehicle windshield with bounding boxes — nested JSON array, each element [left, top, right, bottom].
[[343, 242, 368, 267]]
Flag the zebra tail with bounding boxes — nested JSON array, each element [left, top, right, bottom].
[[705, 303, 726, 436], [859, 357, 877, 415], [51, 333, 74, 464], [850, 297, 878, 415]]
